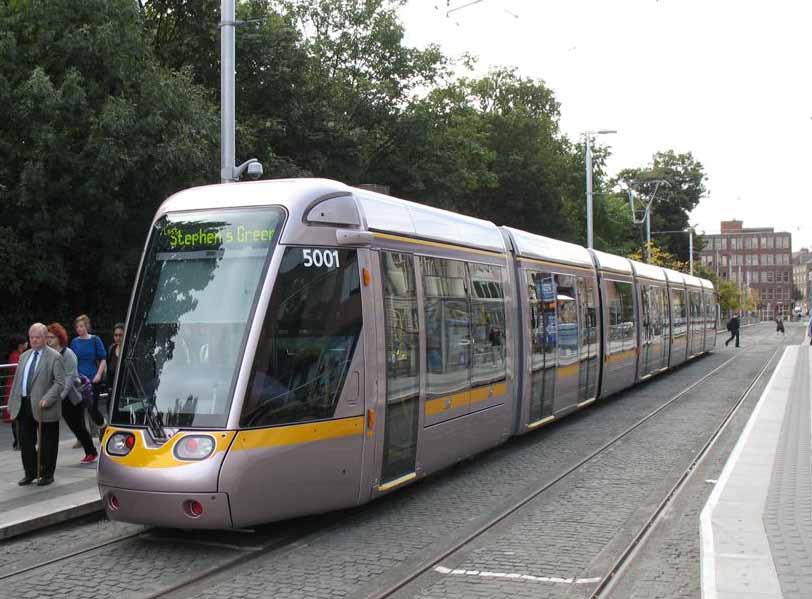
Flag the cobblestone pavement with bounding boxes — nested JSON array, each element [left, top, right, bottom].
[[583, 325, 805, 599], [0, 324, 787, 599]]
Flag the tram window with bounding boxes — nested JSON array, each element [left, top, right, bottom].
[[241, 248, 362, 427], [421, 256, 470, 398], [381, 252, 420, 482], [605, 280, 634, 352], [670, 289, 687, 337], [469, 263, 506, 386], [555, 274, 578, 367], [112, 207, 284, 429], [382, 252, 420, 399]]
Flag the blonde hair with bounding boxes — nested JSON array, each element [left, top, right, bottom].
[[74, 314, 91, 330]]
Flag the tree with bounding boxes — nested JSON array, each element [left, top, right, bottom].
[[627, 242, 689, 272], [0, 0, 218, 334], [616, 151, 707, 262]]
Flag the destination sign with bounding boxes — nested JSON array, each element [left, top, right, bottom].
[[162, 224, 277, 250]]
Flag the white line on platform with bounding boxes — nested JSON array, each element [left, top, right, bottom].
[[433, 565, 601, 584]]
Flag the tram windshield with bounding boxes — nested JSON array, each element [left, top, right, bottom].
[[111, 207, 285, 429]]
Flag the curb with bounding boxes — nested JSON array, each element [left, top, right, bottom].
[[0, 490, 102, 541]]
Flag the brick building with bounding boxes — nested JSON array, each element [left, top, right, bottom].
[[792, 248, 812, 315], [699, 220, 792, 319]]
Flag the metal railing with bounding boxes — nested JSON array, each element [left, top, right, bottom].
[[0, 363, 15, 412]]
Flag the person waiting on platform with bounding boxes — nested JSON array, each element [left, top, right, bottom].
[[7, 323, 65, 486], [47, 323, 98, 464], [725, 313, 741, 348], [3, 334, 27, 450], [70, 314, 107, 438], [106, 323, 125, 390]]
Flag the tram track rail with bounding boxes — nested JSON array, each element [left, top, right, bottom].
[[0, 526, 148, 581], [588, 341, 786, 598], [364, 337, 779, 599]]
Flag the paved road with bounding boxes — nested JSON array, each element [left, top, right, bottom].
[[0, 323, 794, 599]]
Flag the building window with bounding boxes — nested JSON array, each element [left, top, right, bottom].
[[765, 237, 774, 249], [721, 255, 728, 266], [764, 254, 774, 265]]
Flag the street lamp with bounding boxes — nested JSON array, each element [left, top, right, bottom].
[[584, 129, 617, 249]]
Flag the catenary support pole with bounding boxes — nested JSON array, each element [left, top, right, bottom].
[[220, 0, 235, 183], [586, 135, 593, 249]]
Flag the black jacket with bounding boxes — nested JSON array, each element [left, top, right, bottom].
[[728, 316, 741, 332]]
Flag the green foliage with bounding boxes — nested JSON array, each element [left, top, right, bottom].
[[1, 0, 711, 344], [627, 242, 688, 272], [616, 151, 707, 261], [0, 0, 218, 336]]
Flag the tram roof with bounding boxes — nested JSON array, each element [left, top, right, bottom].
[[591, 249, 633, 275], [629, 259, 667, 282], [353, 189, 506, 253], [502, 227, 594, 268], [683, 273, 705, 289], [157, 179, 507, 253]]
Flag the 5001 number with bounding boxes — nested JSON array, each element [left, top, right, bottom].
[[302, 249, 340, 268]]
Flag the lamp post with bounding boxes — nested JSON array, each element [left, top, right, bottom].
[[584, 129, 616, 249]]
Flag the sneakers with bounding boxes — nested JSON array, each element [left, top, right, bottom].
[[80, 454, 98, 465]]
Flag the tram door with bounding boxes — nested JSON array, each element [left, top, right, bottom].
[[577, 276, 599, 402], [379, 252, 420, 485], [527, 270, 557, 425]]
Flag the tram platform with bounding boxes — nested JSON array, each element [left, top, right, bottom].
[[701, 342, 812, 599], [0, 427, 100, 540]]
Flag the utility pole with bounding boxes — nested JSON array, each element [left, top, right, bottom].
[[627, 180, 669, 262], [220, 0, 235, 183], [586, 135, 593, 249], [220, 0, 263, 183]]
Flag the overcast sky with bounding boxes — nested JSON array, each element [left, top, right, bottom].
[[399, 0, 812, 250]]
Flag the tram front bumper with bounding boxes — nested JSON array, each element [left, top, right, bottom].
[[99, 485, 233, 529]]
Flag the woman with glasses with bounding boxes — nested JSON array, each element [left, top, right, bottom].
[[47, 323, 97, 463]]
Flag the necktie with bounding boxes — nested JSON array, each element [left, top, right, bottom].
[[25, 351, 39, 397]]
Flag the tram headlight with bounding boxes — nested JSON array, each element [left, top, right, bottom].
[[174, 435, 216, 461], [107, 432, 136, 456]]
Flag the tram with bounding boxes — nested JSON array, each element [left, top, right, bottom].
[[98, 178, 717, 529]]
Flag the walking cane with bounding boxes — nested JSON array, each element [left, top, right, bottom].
[[36, 402, 43, 480]]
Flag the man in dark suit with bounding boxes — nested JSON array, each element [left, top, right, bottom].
[[725, 313, 741, 348], [7, 323, 65, 486]]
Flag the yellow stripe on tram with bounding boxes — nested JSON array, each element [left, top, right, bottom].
[[425, 381, 508, 416], [232, 416, 365, 451]]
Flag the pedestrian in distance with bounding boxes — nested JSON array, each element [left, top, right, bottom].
[[775, 317, 785, 336], [725, 313, 741, 348], [7, 323, 65, 486], [69, 314, 107, 438], [47, 323, 98, 464], [3, 334, 27, 450]]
